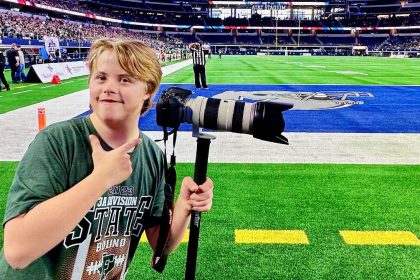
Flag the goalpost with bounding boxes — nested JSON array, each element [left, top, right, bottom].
[[251, 2, 288, 49]]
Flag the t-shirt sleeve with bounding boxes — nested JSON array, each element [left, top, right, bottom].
[[3, 130, 68, 226]]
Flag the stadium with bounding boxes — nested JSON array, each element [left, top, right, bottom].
[[0, 0, 419, 279]]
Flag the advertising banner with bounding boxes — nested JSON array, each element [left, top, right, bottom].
[[26, 61, 89, 83]]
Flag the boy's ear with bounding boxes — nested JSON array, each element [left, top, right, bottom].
[[143, 92, 151, 101]]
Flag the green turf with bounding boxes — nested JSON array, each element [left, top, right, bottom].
[[163, 55, 420, 85], [1, 56, 420, 114], [0, 163, 419, 279], [0, 162, 19, 247]]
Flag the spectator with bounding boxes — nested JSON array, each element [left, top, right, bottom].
[[0, 51, 11, 91], [6, 43, 19, 83], [55, 48, 62, 63], [16, 45, 26, 82]]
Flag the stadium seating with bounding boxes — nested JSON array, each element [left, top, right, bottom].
[[0, 0, 419, 61]]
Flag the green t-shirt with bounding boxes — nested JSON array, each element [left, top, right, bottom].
[[0, 116, 166, 279]]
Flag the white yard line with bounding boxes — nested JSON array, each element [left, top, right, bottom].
[[13, 84, 38, 89], [12, 90, 33, 95]]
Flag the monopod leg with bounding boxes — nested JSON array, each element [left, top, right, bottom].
[[185, 137, 211, 280]]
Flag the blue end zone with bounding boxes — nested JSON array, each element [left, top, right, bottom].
[[78, 84, 420, 133]]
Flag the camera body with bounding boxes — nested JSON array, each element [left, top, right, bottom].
[[156, 87, 192, 129], [156, 87, 293, 144]]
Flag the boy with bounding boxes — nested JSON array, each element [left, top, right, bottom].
[[0, 38, 213, 279]]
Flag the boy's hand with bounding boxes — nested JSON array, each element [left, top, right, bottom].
[[89, 135, 141, 188], [179, 177, 213, 213]]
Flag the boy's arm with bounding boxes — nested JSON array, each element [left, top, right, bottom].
[[3, 135, 140, 269], [145, 177, 213, 253], [4, 172, 110, 269]]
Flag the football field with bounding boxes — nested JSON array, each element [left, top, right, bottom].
[[0, 56, 419, 279]]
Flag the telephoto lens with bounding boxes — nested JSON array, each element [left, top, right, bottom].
[[155, 87, 292, 144], [186, 96, 293, 144]]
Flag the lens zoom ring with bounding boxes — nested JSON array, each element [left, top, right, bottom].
[[203, 98, 221, 129], [232, 101, 245, 133]]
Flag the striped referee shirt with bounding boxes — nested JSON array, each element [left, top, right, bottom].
[[191, 46, 206, 66]]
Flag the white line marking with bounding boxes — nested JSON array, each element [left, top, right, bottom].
[[332, 71, 368, 75], [13, 90, 33, 95], [14, 84, 38, 89]]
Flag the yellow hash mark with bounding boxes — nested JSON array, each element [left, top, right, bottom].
[[235, 230, 309, 244], [340, 230, 420, 246], [140, 229, 190, 243]]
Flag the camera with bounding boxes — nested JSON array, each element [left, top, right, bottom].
[[156, 87, 293, 144]]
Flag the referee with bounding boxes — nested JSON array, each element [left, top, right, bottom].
[[189, 42, 208, 89]]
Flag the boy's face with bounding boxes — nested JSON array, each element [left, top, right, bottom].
[[89, 50, 150, 126]]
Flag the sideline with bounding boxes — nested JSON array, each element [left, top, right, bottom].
[[146, 131, 420, 164]]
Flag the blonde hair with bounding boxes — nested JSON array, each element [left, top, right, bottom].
[[88, 38, 162, 115]]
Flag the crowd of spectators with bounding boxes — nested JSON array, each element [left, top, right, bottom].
[[379, 36, 420, 51], [11, 0, 420, 28], [1, 1, 419, 61], [2, 8, 419, 52], [34, 0, 86, 14], [0, 10, 186, 61], [33, 0, 185, 24]]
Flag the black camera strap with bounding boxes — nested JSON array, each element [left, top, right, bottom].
[[151, 127, 178, 272]]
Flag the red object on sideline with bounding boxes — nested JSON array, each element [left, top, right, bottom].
[[51, 75, 61, 84]]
